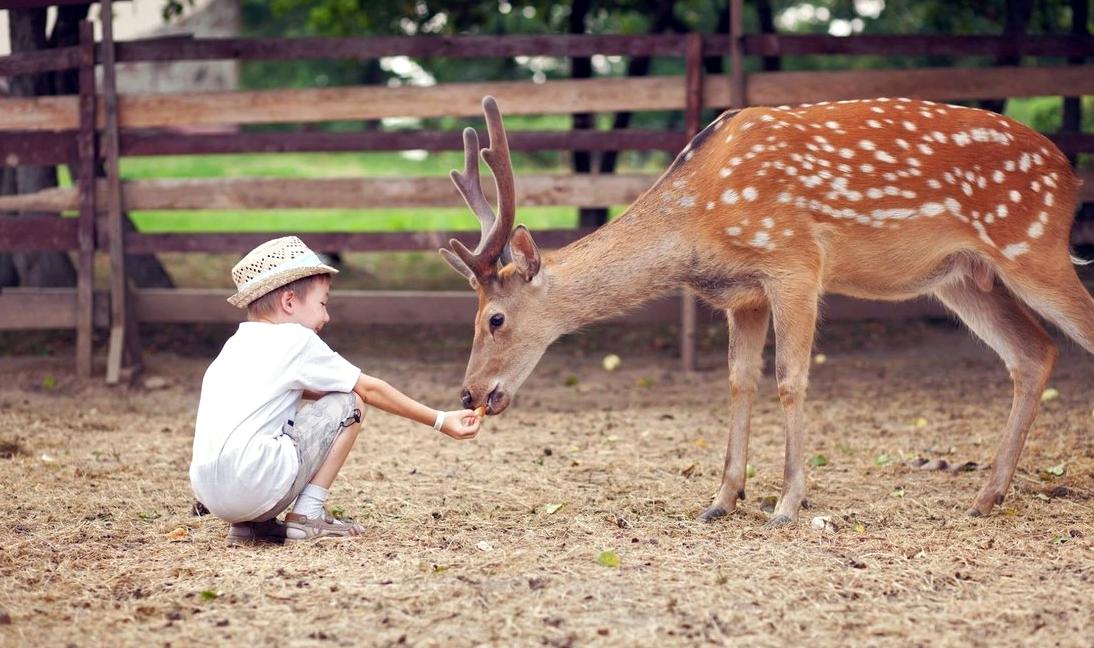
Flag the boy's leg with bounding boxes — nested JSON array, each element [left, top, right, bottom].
[[309, 391, 365, 488]]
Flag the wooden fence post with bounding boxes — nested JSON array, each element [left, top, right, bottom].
[[680, 32, 704, 372], [730, 0, 746, 109], [101, 0, 142, 384], [76, 21, 96, 378]]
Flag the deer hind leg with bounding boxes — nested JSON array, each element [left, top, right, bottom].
[[934, 278, 1057, 516], [698, 300, 770, 522], [997, 258, 1094, 356], [765, 281, 820, 526]]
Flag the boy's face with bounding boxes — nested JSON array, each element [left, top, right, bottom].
[[288, 276, 331, 332]]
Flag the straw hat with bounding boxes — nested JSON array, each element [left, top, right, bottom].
[[227, 236, 338, 308]]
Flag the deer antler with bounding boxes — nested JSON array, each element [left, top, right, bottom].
[[448, 96, 515, 280]]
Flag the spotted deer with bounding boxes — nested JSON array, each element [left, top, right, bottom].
[[441, 95, 1093, 524]]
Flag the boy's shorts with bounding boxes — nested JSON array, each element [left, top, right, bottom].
[[253, 392, 362, 522]]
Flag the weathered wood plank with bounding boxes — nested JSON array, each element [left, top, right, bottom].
[[0, 132, 77, 166], [118, 129, 687, 156], [76, 20, 97, 378], [0, 288, 109, 330], [118, 228, 595, 255], [0, 174, 658, 212], [742, 65, 1094, 106], [740, 34, 1094, 58], [0, 217, 78, 250], [0, 46, 81, 76], [103, 33, 1094, 64], [2, 66, 1093, 131]]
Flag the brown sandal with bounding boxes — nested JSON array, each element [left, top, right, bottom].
[[284, 511, 364, 541]]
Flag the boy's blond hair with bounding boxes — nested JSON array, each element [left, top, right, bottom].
[[247, 273, 330, 320]]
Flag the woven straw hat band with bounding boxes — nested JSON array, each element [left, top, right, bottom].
[[227, 236, 338, 308]]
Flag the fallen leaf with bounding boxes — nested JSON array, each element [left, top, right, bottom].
[[813, 353, 827, 365], [914, 417, 929, 428], [746, 464, 756, 479], [41, 375, 56, 390], [165, 527, 189, 541], [476, 540, 493, 552], [890, 487, 905, 498], [808, 453, 829, 467], [563, 376, 579, 387], [693, 437, 707, 449], [1040, 388, 1059, 402], [635, 377, 655, 388], [874, 453, 893, 467], [138, 511, 160, 521], [1042, 463, 1067, 477], [852, 521, 866, 533], [680, 463, 699, 478], [759, 495, 778, 513], [810, 516, 838, 532], [1051, 536, 1069, 545], [596, 550, 620, 568], [601, 354, 621, 372], [540, 503, 564, 515], [329, 505, 346, 519], [431, 564, 449, 574], [199, 590, 218, 601], [39, 453, 57, 464]]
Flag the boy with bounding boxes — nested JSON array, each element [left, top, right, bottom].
[[190, 236, 481, 544]]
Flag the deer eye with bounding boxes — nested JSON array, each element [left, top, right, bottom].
[[489, 313, 505, 330]]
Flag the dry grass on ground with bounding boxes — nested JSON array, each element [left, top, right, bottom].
[[0, 321, 1092, 647]]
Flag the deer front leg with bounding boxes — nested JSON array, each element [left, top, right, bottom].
[[699, 301, 770, 522], [766, 281, 820, 526]]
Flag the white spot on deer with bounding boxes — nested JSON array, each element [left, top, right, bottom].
[[1003, 242, 1030, 260], [867, 119, 882, 128], [884, 186, 900, 196], [721, 189, 739, 204], [760, 114, 775, 122], [961, 183, 973, 196], [1033, 153, 1043, 165], [838, 163, 853, 174], [1031, 180, 1041, 192], [872, 208, 916, 220], [1004, 160, 1015, 172], [824, 121, 839, 129], [726, 226, 742, 236], [931, 131, 948, 143], [992, 170, 1005, 183], [706, 201, 715, 211], [783, 229, 794, 237], [952, 132, 971, 147], [895, 138, 910, 150], [920, 202, 944, 217], [719, 168, 733, 178], [875, 150, 896, 164], [762, 217, 775, 228], [908, 157, 921, 167], [977, 176, 987, 189], [800, 175, 823, 188], [900, 189, 917, 199], [1044, 193, 1054, 207], [972, 221, 996, 247], [870, 106, 884, 114], [927, 179, 942, 189], [943, 172, 955, 184], [742, 186, 759, 201], [901, 121, 916, 131], [785, 166, 798, 176], [749, 231, 771, 248], [867, 188, 884, 199], [777, 192, 793, 203], [679, 195, 696, 208], [839, 148, 855, 159], [1019, 153, 1031, 172], [1043, 175, 1057, 188], [1038, 211, 1049, 224], [859, 139, 877, 151], [917, 143, 934, 155], [944, 198, 962, 214], [860, 163, 875, 173], [729, 156, 742, 166], [1028, 221, 1044, 238], [1009, 190, 1021, 203], [996, 204, 1008, 218]]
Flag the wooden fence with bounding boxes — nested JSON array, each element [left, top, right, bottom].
[[1, 0, 1093, 381]]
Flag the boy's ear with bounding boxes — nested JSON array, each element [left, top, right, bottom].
[[509, 225, 540, 282], [279, 288, 295, 313]]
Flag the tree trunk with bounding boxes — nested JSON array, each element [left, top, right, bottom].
[[568, 0, 605, 227], [756, 0, 782, 72], [5, 9, 77, 287]]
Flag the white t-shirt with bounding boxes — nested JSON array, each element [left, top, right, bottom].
[[190, 322, 361, 522]]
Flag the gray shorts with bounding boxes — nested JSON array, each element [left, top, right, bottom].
[[253, 392, 362, 522]]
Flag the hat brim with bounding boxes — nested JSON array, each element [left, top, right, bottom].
[[227, 264, 339, 309]]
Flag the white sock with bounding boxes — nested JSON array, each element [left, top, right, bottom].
[[291, 483, 329, 520]]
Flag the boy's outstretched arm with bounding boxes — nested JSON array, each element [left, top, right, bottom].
[[354, 373, 480, 440]]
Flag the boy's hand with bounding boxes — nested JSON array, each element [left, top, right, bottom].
[[440, 409, 481, 440]]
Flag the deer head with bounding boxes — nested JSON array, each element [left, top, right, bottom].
[[441, 96, 554, 414]]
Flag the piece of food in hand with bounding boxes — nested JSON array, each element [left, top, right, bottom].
[[475, 406, 486, 418]]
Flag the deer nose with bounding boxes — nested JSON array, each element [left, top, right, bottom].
[[460, 388, 474, 409]]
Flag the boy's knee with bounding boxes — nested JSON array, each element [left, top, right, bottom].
[[342, 392, 366, 431]]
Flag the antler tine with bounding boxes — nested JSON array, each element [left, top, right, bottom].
[[480, 96, 515, 266], [450, 127, 497, 254]]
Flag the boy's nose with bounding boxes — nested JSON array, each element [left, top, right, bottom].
[[460, 388, 474, 409]]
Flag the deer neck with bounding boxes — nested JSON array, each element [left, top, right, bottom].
[[543, 193, 691, 333]]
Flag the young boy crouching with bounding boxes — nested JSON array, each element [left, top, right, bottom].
[[189, 236, 481, 544]]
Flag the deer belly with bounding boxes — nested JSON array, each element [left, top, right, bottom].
[[823, 240, 977, 301]]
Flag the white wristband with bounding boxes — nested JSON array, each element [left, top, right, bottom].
[[433, 410, 445, 431]]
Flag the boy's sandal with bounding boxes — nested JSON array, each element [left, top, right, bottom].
[[225, 518, 288, 546], [284, 511, 365, 541]]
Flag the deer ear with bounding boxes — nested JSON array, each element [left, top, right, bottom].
[[509, 225, 540, 282], [439, 248, 479, 289]]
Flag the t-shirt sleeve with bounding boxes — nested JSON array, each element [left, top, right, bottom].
[[289, 328, 361, 394]]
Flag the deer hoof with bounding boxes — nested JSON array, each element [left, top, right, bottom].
[[697, 505, 729, 522], [965, 507, 985, 518], [764, 514, 795, 528]]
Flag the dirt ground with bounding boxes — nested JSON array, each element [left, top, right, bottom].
[[0, 319, 1092, 647]]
